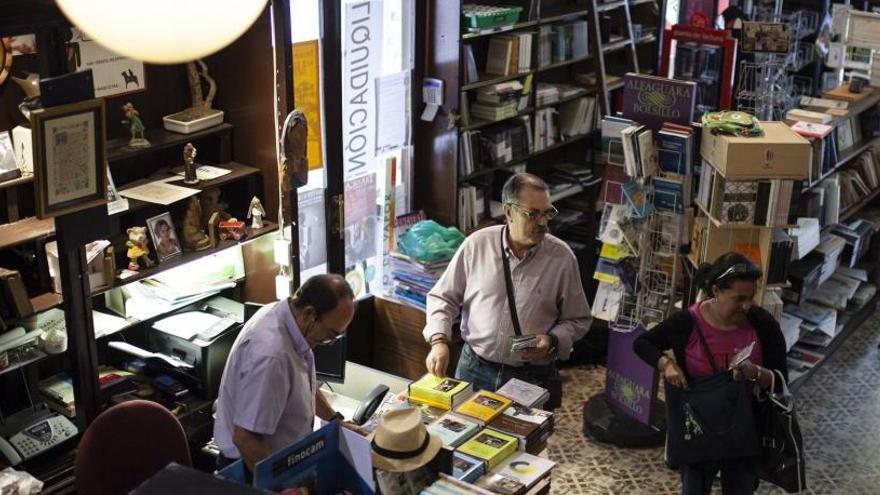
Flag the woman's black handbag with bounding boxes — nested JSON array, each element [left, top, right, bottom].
[[664, 322, 760, 466], [756, 369, 806, 493]]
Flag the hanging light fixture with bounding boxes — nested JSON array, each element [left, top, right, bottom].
[[55, 0, 268, 64]]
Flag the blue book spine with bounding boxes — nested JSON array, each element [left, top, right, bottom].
[[656, 132, 687, 174]]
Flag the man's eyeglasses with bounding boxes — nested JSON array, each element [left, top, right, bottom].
[[506, 203, 558, 221]]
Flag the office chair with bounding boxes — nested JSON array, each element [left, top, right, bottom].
[[75, 400, 192, 495]]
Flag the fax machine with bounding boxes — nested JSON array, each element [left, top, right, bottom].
[[147, 296, 244, 400]]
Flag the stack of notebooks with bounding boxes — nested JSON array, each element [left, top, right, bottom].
[[486, 33, 533, 76], [390, 252, 452, 309], [40, 372, 76, 418]]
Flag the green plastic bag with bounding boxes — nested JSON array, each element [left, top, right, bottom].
[[398, 220, 465, 262]]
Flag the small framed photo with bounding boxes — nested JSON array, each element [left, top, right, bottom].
[[30, 98, 107, 218], [146, 212, 182, 262], [0, 131, 20, 182]]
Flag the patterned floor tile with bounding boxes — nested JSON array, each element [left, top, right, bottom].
[[549, 314, 880, 494]]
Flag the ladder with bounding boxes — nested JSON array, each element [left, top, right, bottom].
[[589, 0, 642, 115]]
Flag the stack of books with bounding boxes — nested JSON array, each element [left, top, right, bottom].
[[488, 403, 554, 455], [389, 252, 451, 309], [620, 124, 656, 179], [832, 219, 874, 267], [40, 372, 76, 418], [428, 413, 483, 448], [408, 373, 474, 410], [533, 107, 558, 151], [453, 451, 487, 483], [455, 391, 513, 424], [476, 452, 555, 495], [495, 378, 549, 408], [548, 163, 600, 188], [486, 33, 533, 76], [696, 166, 794, 227], [767, 230, 794, 284], [471, 81, 525, 123], [457, 428, 520, 470]]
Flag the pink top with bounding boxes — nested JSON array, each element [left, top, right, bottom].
[[685, 303, 762, 379]]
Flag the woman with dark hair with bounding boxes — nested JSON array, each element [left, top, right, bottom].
[[633, 252, 788, 495]]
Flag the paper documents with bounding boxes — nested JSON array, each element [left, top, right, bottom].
[[170, 165, 232, 182], [152, 311, 235, 341], [92, 310, 130, 339], [120, 181, 200, 205], [108, 341, 193, 368]]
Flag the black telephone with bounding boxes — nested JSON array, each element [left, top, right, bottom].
[[352, 384, 390, 425]]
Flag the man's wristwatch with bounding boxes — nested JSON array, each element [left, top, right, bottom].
[[547, 334, 559, 356]]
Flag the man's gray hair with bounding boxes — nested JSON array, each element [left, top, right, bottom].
[[501, 173, 550, 205]]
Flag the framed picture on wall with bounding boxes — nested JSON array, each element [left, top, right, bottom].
[[31, 98, 107, 218]]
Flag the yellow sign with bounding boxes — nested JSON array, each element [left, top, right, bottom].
[[292, 40, 323, 170]]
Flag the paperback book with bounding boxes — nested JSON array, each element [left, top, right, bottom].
[[495, 378, 549, 408], [409, 373, 474, 410], [428, 413, 482, 448], [457, 429, 520, 471], [456, 391, 513, 423]]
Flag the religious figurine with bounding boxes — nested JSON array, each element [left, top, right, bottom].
[[247, 196, 266, 230], [125, 226, 154, 271], [121, 102, 150, 148], [279, 110, 308, 225], [183, 142, 199, 185], [181, 196, 212, 251]]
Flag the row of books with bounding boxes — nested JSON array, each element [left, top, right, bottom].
[[486, 32, 534, 77], [459, 118, 533, 177], [537, 21, 589, 67], [534, 83, 587, 106], [695, 164, 795, 227], [458, 186, 486, 233], [469, 81, 529, 124]]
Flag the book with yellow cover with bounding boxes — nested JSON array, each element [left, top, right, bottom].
[[408, 373, 473, 410], [455, 391, 513, 423], [457, 428, 519, 470]]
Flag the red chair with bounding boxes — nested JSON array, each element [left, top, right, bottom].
[[75, 400, 192, 495]]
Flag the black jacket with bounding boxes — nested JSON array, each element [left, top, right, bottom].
[[633, 306, 789, 385]]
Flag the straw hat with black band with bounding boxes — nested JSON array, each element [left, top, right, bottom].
[[371, 407, 443, 473]]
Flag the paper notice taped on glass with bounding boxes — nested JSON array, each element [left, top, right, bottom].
[[376, 72, 410, 152], [119, 181, 200, 205]]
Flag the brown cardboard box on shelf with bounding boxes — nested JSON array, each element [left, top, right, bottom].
[[701, 122, 812, 179], [823, 83, 875, 104]]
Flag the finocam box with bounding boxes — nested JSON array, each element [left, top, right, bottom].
[[701, 122, 811, 179]]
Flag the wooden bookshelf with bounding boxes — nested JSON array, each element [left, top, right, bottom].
[[841, 187, 880, 222], [802, 135, 880, 192], [107, 123, 233, 162], [462, 20, 538, 40], [0, 216, 55, 250], [458, 133, 593, 183], [0, 174, 34, 191]]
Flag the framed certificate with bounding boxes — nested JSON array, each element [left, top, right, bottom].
[[31, 98, 107, 218]]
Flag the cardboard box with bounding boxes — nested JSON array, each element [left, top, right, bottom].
[[45, 240, 114, 295], [701, 122, 812, 179]]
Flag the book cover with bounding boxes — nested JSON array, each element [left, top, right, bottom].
[[475, 473, 526, 495], [428, 413, 482, 448], [494, 452, 556, 489], [495, 378, 549, 408], [653, 176, 685, 213], [501, 403, 553, 430], [721, 180, 758, 224], [621, 73, 697, 134], [456, 391, 513, 423], [457, 429, 519, 470], [452, 451, 486, 483], [488, 414, 540, 441], [409, 374, 474, 410], [656, 130, 689, 174], [622, 180, 655, 218]]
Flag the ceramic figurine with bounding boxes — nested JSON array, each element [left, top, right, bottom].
[[183, 142, 199, 185], [121, 102, 150, 148], [181, 196, 212, 251], [125, 226, 154, 271], [200, 187, 231, 228], [247, 196, 266, 230]]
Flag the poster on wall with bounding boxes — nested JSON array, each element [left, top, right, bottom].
[[342, 0, 383, 178], [298, 187, 327, 271], [68, 28, 146, 98], [292, 40, 324, 170], [344, 173, 379, 297]]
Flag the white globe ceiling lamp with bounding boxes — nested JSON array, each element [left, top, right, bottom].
[[55, 0, 269, 64]]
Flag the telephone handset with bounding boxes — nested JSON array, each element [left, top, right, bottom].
[[0, 413, 78, 466], [352, 384, 390, 426]]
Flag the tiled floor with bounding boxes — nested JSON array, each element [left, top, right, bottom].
[[547, 314, 880, 494]]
